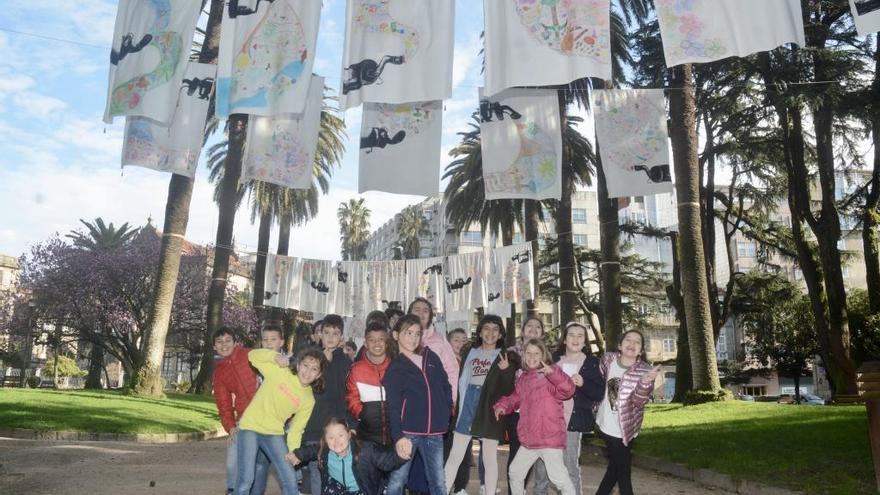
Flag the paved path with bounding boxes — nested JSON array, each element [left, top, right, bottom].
[[0, 437, 724, 494]]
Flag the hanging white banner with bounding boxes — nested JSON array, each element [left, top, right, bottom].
[[216, 0, 322, 117], [122, 62, 216, 177], [339, 0, 454, 109], [493, 242, 535, 305], [299, 258, 337, 314], [264, 254, 303, 310], [483, 0, 611, 96], [593, 89, 674, 199], [656, 0, 805, 67], [242, 75, 324, 189], [849, 1, 880, 36], [479, 88, 563, 201], [444, 251, 487, 312], [104, 0, 202, 124], [359, 101, 442, 196], [405, 256, 446, 314]]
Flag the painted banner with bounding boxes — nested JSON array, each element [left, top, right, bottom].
[[359, 101, 442, 196], [364, 261, 408, 312], [483, 0, 611, 96], [242, 75, 324, 189], [656, 0, 805, 67], [216, 0, 322, 117], [264, 254, 303, 309], [339, 0, 454, 109], [593, 89, 674, 198], [104, 0, 201, 124], [849, 0, 880, 35], [493, 242, 535, 305], [444, 251, 486, 312], [299, 258, 337, 314], [406, 256, 446, 313], [122, 62, 216, 177], [479, 88, 562, 201]]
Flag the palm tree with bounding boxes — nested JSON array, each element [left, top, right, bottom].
[[397, 205, 429, 259], [338, 198, 371, 261], [66, 218, 137, 251], [132, 0, 225, 398]]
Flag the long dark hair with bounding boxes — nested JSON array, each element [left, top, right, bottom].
[[473, 314, 506, 349], [556, 321, 591, 356], [618, 329, 648, 363], [293, 348, 328, 392], [392, 314, 424, 355], [407, 297, 434, 328], [317, 417, 359, 468]]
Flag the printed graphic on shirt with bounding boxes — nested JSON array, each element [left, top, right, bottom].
[[278, 383, 302, 407], [470, 357, 492, 378], [607, 377, 621, 412]]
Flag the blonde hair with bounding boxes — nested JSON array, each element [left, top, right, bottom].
[[521, 338, 553, 369]]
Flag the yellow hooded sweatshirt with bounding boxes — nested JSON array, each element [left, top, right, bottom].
[[238, 349, 315, 451]]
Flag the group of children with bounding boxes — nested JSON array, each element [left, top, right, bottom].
[[212, 297, 660, 495]]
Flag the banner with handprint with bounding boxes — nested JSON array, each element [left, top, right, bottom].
[[849, 0, 880, 35], [444, 251, 487, 313], [216, 0, 322, 117], [593, 89, 674, 199], [339, 0, 454, 110], [479, 88, 562, 201], [358, 101, 442, 196], [242, 75, 324, 190], [483, 0, 611, 97], [406, 256, 446, 313], [104, 0, 202, 124], [122, 62, 216, 177], [655, 0, 804, 68]]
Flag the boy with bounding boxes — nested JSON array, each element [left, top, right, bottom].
[[212, 327, 269, 495]]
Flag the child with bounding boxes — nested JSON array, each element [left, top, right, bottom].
[[234, 348, 327, 495], [594, 330, 660, 495], [343, 341, 359, 362], [212, 327, 268, 495], [303, 314, 354, 495], [493, 339, 576, 495], [444, 327, 471, 495], [444, 315, 518, 495], [446, 328, 468, 360], [291, 417, 406, 495], [554, 322, 604, 495], [382, 315, 453, 495], [408, 297, 459, 400]]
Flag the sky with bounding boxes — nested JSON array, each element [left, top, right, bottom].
[[0, 0, 495, 261]]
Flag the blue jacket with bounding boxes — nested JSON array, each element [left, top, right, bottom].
[[553, 353, 605, 432], [382, 349, 452, 441]]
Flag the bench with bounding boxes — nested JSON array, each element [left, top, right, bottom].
[[832, 394, 865, 405], [38, 378, 56, 389], [1, 375, 21, 387]]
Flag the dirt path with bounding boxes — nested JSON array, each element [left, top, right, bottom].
[[0, 437, 723, 494]]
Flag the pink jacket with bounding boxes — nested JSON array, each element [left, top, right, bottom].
[[422, 325, 459, 400], [494, 364, 575, 449], [594, 352, 654, 446]]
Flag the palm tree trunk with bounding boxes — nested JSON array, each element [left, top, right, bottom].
[[864, 39, 880, 316], [277, 213, 292, 256], [252, 209, 272, 314], [668, 232, 692, 402], [597, 159, 623, 347], [557, 98, 577, 326], [132, 0, 225, 398], [524, 200, 541, 318], [668, 64, 721, 392], [193, 114, 248, 394]]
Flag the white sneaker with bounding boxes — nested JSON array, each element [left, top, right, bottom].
[[479, 486, 485, 495], [453, 491, 468, 495]]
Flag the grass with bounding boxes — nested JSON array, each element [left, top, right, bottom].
[[0, 389, 221, 434], [628, 401, 874, 495]]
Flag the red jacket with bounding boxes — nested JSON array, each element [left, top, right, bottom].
[[494, 364, 575, 449], [213, 346, 259, 433], [346, 355, 392, 446]]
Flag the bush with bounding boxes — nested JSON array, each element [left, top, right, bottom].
[[173, 381, 191, 393], [26, 376, 41, 388], [42, 355, 86, 378], [683, 389, 733, 405]]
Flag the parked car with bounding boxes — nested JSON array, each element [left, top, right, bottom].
[[739, 394, 755, 401], [798, 393, 826, 405]]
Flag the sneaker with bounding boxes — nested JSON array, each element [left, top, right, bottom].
[[479, 486, 485, 495], [453, 491, 468, 495]]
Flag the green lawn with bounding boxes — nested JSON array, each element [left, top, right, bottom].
[[0, 389, 221, 434], [631, 401, 873, 495]]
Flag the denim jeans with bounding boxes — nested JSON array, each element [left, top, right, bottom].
[[226, 429, 270, 494], [386, 435, 446, 495], [236, 429, 299, 495]]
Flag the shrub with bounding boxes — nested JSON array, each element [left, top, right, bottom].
[[26, 376, 41, 388], [683, 389, 733, 405], [42, 355, 86, 378]]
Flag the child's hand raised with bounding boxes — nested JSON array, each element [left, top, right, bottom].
[[286, 452, 300, 466], [539, 362, 555, 375], [498, 352, 510, 370], [275, 354, 289, 367], [640, 365, 662, 385]]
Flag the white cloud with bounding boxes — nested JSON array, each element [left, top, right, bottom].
[[13, 91, 68, 118], [0, 73, 35, 93], [452, 35, 481, 89]]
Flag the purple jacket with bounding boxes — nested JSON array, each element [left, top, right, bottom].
[[594, 352, 654, 446], [494, 364, 575, 449]]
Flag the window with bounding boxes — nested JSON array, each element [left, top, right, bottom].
[[742, 385, 767, 397], [573, 234, 588, 247], [662, 337, 676, 353], [737, 241, 756, 258], [512, 233, 523, 244], [572, 208, 587, 224], [461, 231, 482, 246], [716, 331, 728, 361]]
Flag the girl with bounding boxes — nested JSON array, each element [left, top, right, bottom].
[[595, 330, 660, 495], [505, 317, 550, 495], [291, 417, 405, 495], [235, 348, 327, 495], [493, 339, 575, 495], [554, 322, 604, 495], [382, 315, 453, 495], [444, 315, 518, 495], [408, 297, 459, 399]]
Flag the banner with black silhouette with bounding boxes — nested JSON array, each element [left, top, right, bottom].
[[358, 101, 442, 196], [216, 0, 321, 117], [493, 242, 535, 305], [299, 258, 338, 314], [593, 89, 674, 199], [483, 0, 611, 97], [444, 251, 486, 313], [264, 254, 303, 310], [364, 260, 408, 313], [242, 75, 323, 189], [849, 0, 880, 35], [104, 0, 202, 124], [339, 0, 454, 110], [485, 271, 511, 318], [333, 261, 368, 322], [655, 0, 804, 68], [405, 256, 446, 313], [479, 88, 563, 201], [122, 62, 216, 177]]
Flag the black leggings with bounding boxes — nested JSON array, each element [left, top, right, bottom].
[[596, 431, 633, 495]]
